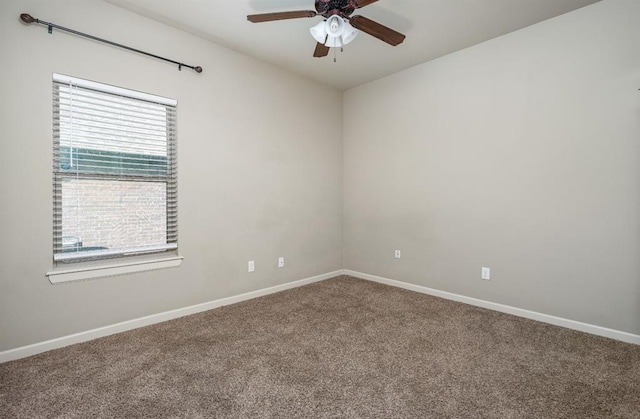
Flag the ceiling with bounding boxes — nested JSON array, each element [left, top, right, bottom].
[[105, 0, 600, 91]]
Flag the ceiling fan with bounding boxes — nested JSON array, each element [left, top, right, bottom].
[[247, 0, 405, 58]]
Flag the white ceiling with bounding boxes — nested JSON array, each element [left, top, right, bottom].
[[105, 0, 600, 91]]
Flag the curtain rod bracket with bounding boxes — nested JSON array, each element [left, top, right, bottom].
[[19, 13, 203, 74]]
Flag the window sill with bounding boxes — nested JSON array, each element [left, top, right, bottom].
[[46, 256, 183, 284]]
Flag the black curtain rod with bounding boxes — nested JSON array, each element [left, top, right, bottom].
[[20, 13, 203, 74]]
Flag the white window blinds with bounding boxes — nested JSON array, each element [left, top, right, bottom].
[[52, 74, 177, 263]]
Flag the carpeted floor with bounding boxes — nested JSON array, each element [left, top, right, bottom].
[[1, 275, 639, 418]]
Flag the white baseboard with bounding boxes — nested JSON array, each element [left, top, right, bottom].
[[345, 270, 640, 345], [0, 270, 344, 363], [4, 268, 636, 363]]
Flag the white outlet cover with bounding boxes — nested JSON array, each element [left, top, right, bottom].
[[395, 250, 401, 259], [278, 257, 284, 268], [481, 267, 490, 280], [248, 260, 255, 273]]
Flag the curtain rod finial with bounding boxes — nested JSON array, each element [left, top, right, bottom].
[[20, 13, 36, 24], [194, 66, 203, 73]]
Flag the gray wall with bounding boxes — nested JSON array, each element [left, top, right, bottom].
[[0, 0, 343, 351], [343, 0, 640, 335], [1, 0, 638, 354]]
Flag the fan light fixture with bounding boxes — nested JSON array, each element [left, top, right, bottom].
[[247, 1, 406, 59], [310, 15, 358, 48]]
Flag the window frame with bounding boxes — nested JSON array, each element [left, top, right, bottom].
[[47, 74, 181, 283]]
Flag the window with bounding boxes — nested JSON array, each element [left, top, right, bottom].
[[52, 74, 178, 265]]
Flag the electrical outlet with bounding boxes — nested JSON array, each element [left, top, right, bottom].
[[248, 260, 255, 273], [278, 257, 285, 268], [395, 250, 401, 259], [481, 267, 490, 280]]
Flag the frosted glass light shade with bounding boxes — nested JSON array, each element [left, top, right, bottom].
[[310, 21, 327, 43], [341, 23, 359, 45], [325, 15, 345, 38], [325, 36, 342, 48], [310, 16, 358, 48]]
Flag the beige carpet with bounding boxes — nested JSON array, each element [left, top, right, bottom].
[[1, 275, 639, 418]]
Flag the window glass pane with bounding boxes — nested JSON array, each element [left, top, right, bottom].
[[59, 146, 168, 177], [61, 178, 167, 253]]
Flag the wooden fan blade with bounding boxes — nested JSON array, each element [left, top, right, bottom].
[[247, 10, 317, 23], [352, 0, 379, 8], [313, 42, 330, 58], [349, 15, 405, 46]]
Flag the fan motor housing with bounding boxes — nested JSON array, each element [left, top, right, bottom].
[[315, 0, 355, 17]]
